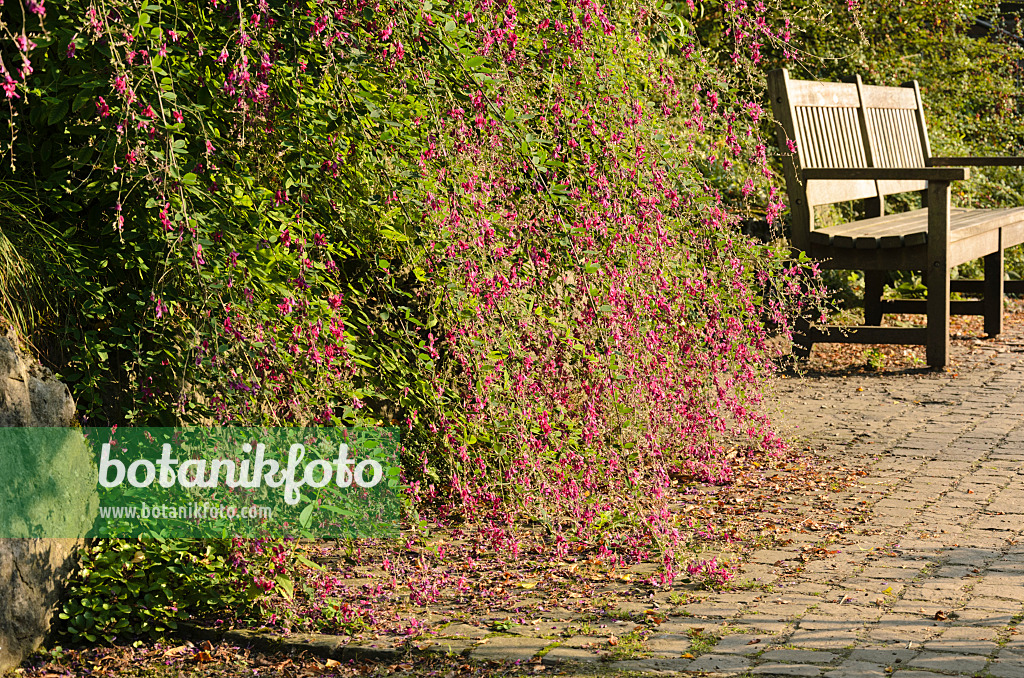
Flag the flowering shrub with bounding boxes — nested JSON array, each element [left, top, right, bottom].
[[3, 0, 815, 637]]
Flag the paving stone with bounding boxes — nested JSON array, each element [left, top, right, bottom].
[[964, 597, 1022, 612], [760, 650, 839, 664], [558, 635, 608, 648], [746, 604, 816, 619], [750, 663, 824, 676], [418, 639, 477, 657], [865, 615, 944, 643], [656, 620, 730, 635], [847, 648, 919, 665], [730, 618, 794, 634], [908, 651, 989, 673], [921, 630, 999, 655], [678, 602, 743, 618], [787, 629, 860, 650], [990, 658, 1024, 678], [822, 660, 889, 678], [687, 654, 753, 672], [948, 608, 1016, 626], [891, 671, 955, 678], [438, 623, 490, 639], [607, 658, 694, 673], [712, 633, 770, 655], [469, 637, 550, 662], [540, 646, 602, 665], [646, 634, 692, 656], [974, 584, 1024, 601], [802, 605, 883, 620], [751, 550, 805, 564]]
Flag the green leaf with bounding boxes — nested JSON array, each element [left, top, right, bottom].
[[275, 576, 294, 601], [298, 502, 315, 528]]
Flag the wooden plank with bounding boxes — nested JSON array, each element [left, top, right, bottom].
[[768, 69, 813, 251], [845, 107, 868, 165], [800, 325, 928, 345], [807, 242, 929, 271], [899, 108, 924, 165], [860, 83, 918, 109], [819, 208, 929, 237], [878, 178, 928, 196], [872, 106, 929, 195], [819, 107, 840, 168], [929, 156, 1024, 167], [950, 207, 1024, 242], [880, 299, 986, 315], [835, 109, 860, 168], [950, 228, 1002, 268], [1000, 220, 1024, 249], [795, 108, 818, 167], [952, 279, 1024, 294], [945, 211, 1012, 242], [811, 209, 930, 248], [852, 76, 877, 171], [786, 79, 861, 108], [806, 179, 879, 206], [867, 109, 888, 166], [814, 206, 1024, 253], [907, 80, 933, 161], [905, 231, 927, 247], [891, 109, 912, 166], [802, 167, 968, 181]]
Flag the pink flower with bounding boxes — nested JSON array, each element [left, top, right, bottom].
[[152, 296, 168, 319], [2, 75, 19, 100]]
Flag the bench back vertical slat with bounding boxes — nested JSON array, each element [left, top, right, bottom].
[[780, 76, 879, 208], [860, 83, 929, 196]]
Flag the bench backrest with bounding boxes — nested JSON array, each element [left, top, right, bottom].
[[767, 68, 933, 249]]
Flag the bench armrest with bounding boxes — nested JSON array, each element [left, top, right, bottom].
[[800, 167, 969, 181], [928, 157, 1024, 167]]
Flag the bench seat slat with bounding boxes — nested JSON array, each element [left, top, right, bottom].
[[809, 207, 1024, 249]]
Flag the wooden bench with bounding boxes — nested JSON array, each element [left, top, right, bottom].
[[767, 68, 1024, 368]]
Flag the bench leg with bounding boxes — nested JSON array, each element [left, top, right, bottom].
[[864, 271, 885, 326], [926, 266, 950, 369], [926, 180, 951, 370], [984, 248, 1003, 338]]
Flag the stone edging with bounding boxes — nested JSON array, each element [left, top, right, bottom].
[[178, 623, 477, 664]]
